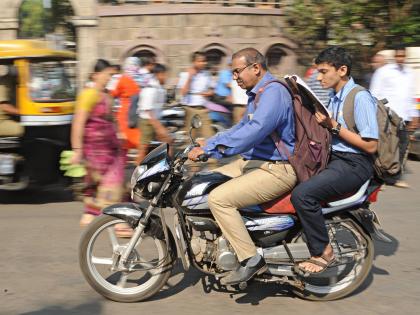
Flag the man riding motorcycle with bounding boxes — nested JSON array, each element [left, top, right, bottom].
[[188, 47, 297, 285]]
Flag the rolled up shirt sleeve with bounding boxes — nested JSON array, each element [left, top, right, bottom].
[[354, 91, 379, 139], [204, 84, 291, 157]]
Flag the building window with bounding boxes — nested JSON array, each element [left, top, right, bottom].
[[265, 44, 288, 74], [133, 49, 157, 63], [205, 48, 226, 71]]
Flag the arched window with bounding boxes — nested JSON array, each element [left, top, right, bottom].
[[204, 48, 226, 73], [265, 44, 293, 76], [133, 49, 157, 62]]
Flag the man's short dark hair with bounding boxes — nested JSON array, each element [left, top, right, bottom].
[[191, 51, 206, 62], [393, 44, 406, 52], [315, 46, 352, 76], [232, 48, 267, 70], [152, 63, 167, 74]]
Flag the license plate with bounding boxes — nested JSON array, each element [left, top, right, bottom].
[[0, 155, 15, 175]]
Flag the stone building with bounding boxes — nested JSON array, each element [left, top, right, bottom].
[[0, 1, 297, 86]]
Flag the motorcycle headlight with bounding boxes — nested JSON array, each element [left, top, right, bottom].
[[130, 165, 148, 189]]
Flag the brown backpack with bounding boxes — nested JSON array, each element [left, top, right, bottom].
[[255, 77, 331, 183], [342, 85, 402, 182]]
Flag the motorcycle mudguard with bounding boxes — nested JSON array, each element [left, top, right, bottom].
[[102, 202, 144, 229], [348, 208, 392, 243]]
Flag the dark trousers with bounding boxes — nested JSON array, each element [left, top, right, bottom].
[[399, 121, 410, 168], [291, 151, 374, 256]]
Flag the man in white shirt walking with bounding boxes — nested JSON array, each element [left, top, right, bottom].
[[136, 64, 171, 163], [370, 45, 419, 187], [178, 51, 214, 140]]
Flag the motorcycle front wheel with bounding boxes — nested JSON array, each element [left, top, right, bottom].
[[79, 215, 172, 302], [292, 215, 374, 301]]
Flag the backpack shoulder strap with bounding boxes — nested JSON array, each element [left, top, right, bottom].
[[254, 79, 294, 107], [253, 79, 295, 160], [342, 85, 366, 134]]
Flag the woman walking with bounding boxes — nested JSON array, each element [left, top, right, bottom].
[[71, 59, 127, 228]]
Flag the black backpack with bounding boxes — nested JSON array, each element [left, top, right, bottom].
[[128, 93, 139, 129]]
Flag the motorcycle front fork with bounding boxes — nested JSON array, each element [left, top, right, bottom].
[[119, 176, 172, 266]]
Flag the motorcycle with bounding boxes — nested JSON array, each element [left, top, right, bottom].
[[79, 115, 390, 303]]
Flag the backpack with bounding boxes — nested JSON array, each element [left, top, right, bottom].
[[342, 85, 402, 182], [128, 93, 140, 129], [255, 77, 331, 183]]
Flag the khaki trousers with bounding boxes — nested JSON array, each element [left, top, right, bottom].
[[208, 158, 297, 261], [183, 106, 214, 140]]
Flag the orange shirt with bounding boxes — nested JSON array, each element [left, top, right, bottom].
[[111, 75, 140, 149]]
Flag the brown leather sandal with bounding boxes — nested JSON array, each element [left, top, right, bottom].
[[294, 254, 336, 277]]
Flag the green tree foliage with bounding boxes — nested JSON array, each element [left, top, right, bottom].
[[18, 0, 45, 38], [18, 0, 75, 41], [285, 0, 420, 73]]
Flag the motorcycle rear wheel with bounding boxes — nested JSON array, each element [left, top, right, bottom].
[[292, 215, 374, 301], [79, 215, 172, 302]]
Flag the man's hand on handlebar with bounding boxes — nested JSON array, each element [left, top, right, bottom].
[[188, 147, 207, 162]]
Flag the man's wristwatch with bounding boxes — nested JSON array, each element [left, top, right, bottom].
[[330, 123, 341, 136]]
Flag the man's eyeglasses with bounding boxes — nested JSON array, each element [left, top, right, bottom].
[[232, 63, 255, 78]]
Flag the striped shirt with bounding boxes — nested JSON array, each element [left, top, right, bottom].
[[306, 69, 332, 107]]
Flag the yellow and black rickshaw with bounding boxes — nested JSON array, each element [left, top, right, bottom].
[[0, 40, 76, 190]]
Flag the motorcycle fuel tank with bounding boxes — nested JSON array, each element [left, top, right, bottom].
[[177, 171, 231, 215]]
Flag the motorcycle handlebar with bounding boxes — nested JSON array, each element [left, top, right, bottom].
[[197, 154, 208, 162]]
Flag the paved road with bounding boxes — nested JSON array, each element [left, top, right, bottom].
[[1, 161, 420, 315]]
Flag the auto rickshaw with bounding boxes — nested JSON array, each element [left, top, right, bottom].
[[0, 40, 76, 190]]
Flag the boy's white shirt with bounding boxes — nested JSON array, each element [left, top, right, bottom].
[[137, 77, 166, 120]]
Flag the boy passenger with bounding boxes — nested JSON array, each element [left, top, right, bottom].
[[291, 47, 379, 275]]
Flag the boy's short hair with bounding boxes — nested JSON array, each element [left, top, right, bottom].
[[152, 63, 167, 74], [315, 46, 352, 76], [191, 51, 206, 62]]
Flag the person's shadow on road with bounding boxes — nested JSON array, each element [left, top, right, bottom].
[[151, 229, 400, 304], [148, 258, 296, 305], [349, 229, 399, 297], [18, 300, 103, 315]]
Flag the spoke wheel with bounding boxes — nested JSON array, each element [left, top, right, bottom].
[[79, 215, 172, 302], [292, 215, 374, 301]]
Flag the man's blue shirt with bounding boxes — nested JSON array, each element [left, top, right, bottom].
[[215, 69, 232, 97], [204, 72, 295, 161], [328, 78, 378, 154]]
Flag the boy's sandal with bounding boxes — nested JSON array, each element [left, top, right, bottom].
[[294, 254, 336, 278]]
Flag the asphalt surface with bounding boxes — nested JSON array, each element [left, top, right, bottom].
[[1, 161, 420, 315]]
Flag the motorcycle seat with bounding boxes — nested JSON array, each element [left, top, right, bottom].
[[261, 179, 371, 215], [326, 180, 370, 207]]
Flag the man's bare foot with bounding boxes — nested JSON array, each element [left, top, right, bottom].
[[298, 244, 335, 274]]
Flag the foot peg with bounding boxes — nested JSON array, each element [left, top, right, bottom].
[[238, 282, 247, 290]]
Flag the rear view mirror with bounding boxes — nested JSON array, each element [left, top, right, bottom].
[[191, 115, 202, 129]]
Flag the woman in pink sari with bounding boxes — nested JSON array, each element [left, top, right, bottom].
[[71, 59, 126, 227]]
